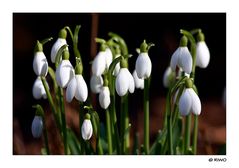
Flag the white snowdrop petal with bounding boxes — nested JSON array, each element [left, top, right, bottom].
[[133, 70, 144, 89], [31, 116, 43, 138], [113, 54, 121, 76], [90, 75, 103, 94], [116, 68, 129, 96], [136, 53, 150, 79], [189, 88, 201, 115], [75, 75, 88, 102], [55, 60, 74, 88], [105, 48, 113, 69], [81, 119, 93, 140], [196, 41, 210, 68], [99, 87, 111, 109], [33, 52, 48, 76], [50, 38, 67, 63], [163, 67, 172, 88], [170, 48, 180, 71], [66, 77, 77, 102], [179, 89, 192, 116], [127, 70, 135, 93], [178, 47, 192, 74], [92, 52, 106, 76], [32, 77, 47, 99]]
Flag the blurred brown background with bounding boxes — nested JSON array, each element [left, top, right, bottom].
[[13, 13, 226, 154]]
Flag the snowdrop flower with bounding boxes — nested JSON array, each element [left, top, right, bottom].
[[66, 64, 88, 102], [133, 70, 144, 89], [196, 32, 210, 68], [99, 86, 111, 109], [32, 76, 48, 99], [116, 59, 135, 96], [170, 36, 192, 74], [90, 75, 103, 94], [179, 78, 201, 116], [31, 115, 43, 138], [81, 113, 93, 140], [55, 50, 74, 88], [92, 44, 112, 76], [163, 67, 175, 88], [135, 40, 153, 79], [51, 28, 68, 63], [33, 41, 48, 76]]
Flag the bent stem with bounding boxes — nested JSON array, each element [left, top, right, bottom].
[[106, 109, 113, 154], [144, 78, 150, 154], [192, 115, 198, 154]]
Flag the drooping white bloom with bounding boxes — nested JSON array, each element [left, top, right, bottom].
[[51, 38, 68, 63], [92, 48, 112, 76], [196, 41, 210, 68], [32, 77, 48, 99], [33, 51, 48, 76], [81, 118, 93, 140], [116, 68, 135, 96], [179, 88, 201, 116], [133, 70, 144, 89], [170, 47, 192, 74], [31, 116, 43, 138], [66, 74, 88, 102], [99, 86, 111, 109], [163, 67, 175, 88], [55, 60, 74, 88], [135, 52, 152, 79], [90, 75, 103, 94]]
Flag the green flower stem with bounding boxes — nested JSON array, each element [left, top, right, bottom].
[[192, 115, 198, 154], [40, 76, 61, 130], [109, 76, 120, 154], [106, 109, 113, 154], [42, 117, 50, 155], [184, 114, 191, 154], [144, 78, 150, 154], [120, 95, 129, 154], [58, 87, 67, 154], [123, 95, 129, 154], [167, 115, 173, 154], [79, 102, 85, 154]]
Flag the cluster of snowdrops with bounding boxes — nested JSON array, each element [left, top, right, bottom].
[[31, 25, 210, 155]]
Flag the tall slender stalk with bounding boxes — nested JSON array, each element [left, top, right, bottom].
[[42, 117, 50, 154], [124, 95, 129, 154], [192, 115, 198, 154], [184, 114, 191, 154], [106, 109, 113, 154], [79, 102, 85, 154], [40, 77, 61, 130], [144, 78, 150, 154], [59, 87, 67, 154]]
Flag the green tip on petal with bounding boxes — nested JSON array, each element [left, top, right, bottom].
[[185, 78, 193, 88], [120, 58, 128, 68], [75, 63, 83, 75], [85, 113, 91, 120], [140, 40, 148, 53], [103, 75, 109, 86], [99, 43, 107, 52], [197, 32, 205, 42], [180, 35, 188, 47], [62, 50, 70, 60], [34, 41, 43, 52], [58, 28, 67, 39]]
